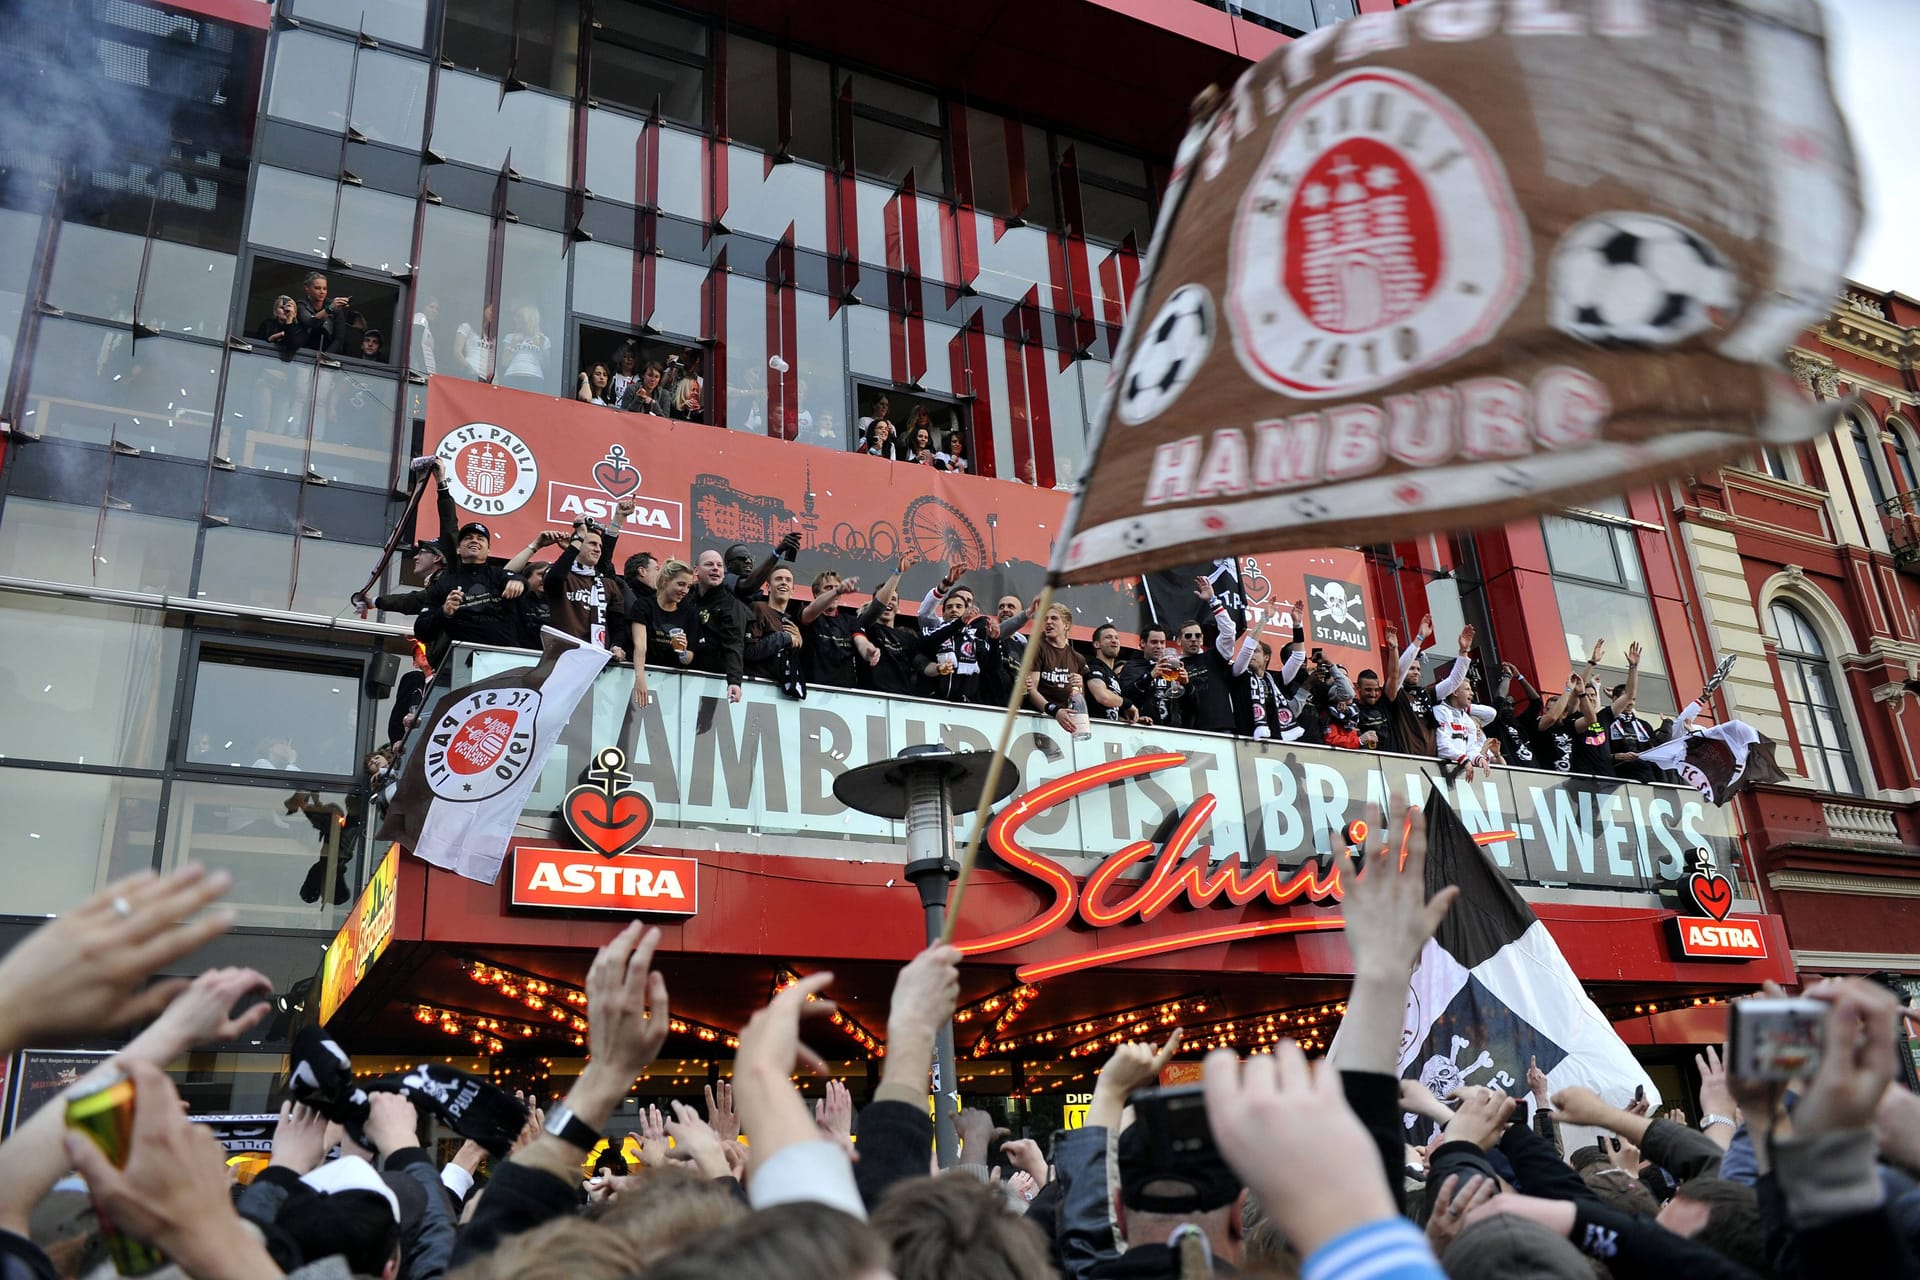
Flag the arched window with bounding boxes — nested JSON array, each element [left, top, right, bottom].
[[1889, 421, 1918, 495], [1769, 601, 1862, 795], [1849, 416, 1889, 509]]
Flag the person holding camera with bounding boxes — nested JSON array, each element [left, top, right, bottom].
[[1173, 577, 1243, 735], [539, 512, 634, 657], [417, 521, 522, 652]]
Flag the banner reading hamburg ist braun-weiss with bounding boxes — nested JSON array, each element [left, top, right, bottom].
[[473, 656, 1735, 897], [1054, 0, 1860, 582]]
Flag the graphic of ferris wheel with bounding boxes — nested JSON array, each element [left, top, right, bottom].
[[829, 496, 986, 569]]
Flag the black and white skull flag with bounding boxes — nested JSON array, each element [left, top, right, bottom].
[[1638, 720, 1787, 804], [1397, 788, 1655, 1124], [377, 628, 609, 883]]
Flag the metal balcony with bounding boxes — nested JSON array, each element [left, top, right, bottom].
[[1882, 490, 1920, 573]]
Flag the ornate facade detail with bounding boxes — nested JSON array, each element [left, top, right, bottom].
[[1843, 289, 1888, 319], [1820, 802, 1907, 847], [1816, 365, 1840, 398], [1786, 351, 1822, 391], [1782, 563, 1805, 584]]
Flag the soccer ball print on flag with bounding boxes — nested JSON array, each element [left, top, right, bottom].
[[1055, 0, 1861, 583]]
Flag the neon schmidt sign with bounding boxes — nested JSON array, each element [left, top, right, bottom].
[[957, 753, 1510, 982]]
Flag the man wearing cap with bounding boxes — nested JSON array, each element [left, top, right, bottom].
[[1057, 1035, 1248, 1278], [416, 520, 524, 653]]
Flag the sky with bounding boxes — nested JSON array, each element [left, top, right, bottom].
[[1828, 0, 1920, 295]]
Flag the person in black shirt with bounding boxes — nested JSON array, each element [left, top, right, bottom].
[[1486, 662, 1544, 770], [858, 564, 960, 698], [1544, 639, 1618, 776], [978, 594, 1034, 710], [290, 271, 353, 354], [797, 569, 870, 690], [624, 551, 659, 610], [628, 559, 701, 708], [416, 521, 523, 653], [1084, 624, 1127, 723], [1172, 577, 1242, 734], [1120, 625, 1182, 725], [1351, 667, 1397, 753], [691, 549, 748, 703], [745, 565, 805, 688], [1600, 642, 1659, 782], [916, 567, 997, 705]]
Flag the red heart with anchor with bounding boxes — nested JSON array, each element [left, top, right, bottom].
[[591, 449, 642, 500], [563, 783, 654, 858], [1684, 870, 1734, 921]]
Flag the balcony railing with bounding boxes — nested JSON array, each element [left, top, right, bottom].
[[1881, 490, 1920, 572], [414, 644, 1744, 901]]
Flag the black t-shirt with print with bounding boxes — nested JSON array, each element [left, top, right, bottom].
[[1489, 704, 1541, 770], [1180, 649, 1237, 734], [1084, 656, 1127, 721], [1565, 712, 1616, 777], [800, 603, 861, 689], [1353, 697, 1397, 753], [1534, 715, 1576, 773], [1601, 707, 1660, 782]]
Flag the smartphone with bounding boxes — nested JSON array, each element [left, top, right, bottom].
[[1129, 1084, 1219, 1167], [1632, 1084, 1645, 1104], [1728, 996, 1826, 1082], [1312, 648, 1326, 663]]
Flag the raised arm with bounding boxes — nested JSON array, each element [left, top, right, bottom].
[[737, 532, 799, 600], [1611, 641, 1642, 716], [505, 530, 561, 574], [802, 575, 859, 625], [1278, 643, 1306, 685], [1194, 576, 1237, 660], [1230, 630, 1258, 677], [1431, 626, 1474, 701]]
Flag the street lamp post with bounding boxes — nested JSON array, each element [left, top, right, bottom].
[[832, 743, 1019, 1169]]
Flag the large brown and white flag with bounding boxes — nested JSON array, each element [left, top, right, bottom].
[[1054, 0, 1860, 584], [377, 629, 608, 883]]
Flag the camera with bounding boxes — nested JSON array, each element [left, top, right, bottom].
[[1129, 1084, 1218, 1166], [1728, 996, 1826, 1082]]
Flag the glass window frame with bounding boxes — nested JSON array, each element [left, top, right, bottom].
[[1849, 414, 1890, 510], [1768, 600, 1864, 796], [176, 633, 369, 786]]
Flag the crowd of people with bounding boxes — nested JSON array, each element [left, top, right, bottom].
[[3, 813, 1915, 1279], [373, 480, 1718, 787]]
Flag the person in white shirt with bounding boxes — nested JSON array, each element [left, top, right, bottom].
[[499, 304, 551, 393], [410, 298, 438, 375], [453, 303, 495, 382], [1431, 629, 1497, 776]]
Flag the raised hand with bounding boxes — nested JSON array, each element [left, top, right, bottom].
[[268, 1102, 330, 1175], [0, 866, 238, 1053], [1795, 977, 1902, 1136], [1194, 576, 1216, 603], [665, 1100, 730, 1178], [1417, 614, 1433, 641], [1425, 1172, 1496, 1255], [1339, 806, 1456, 980], [1442, 1086, 1516, 1151], [1456, 625, 1475, 655], [1625, 640, 1642, 666], [1001, 1137, 1047, 1184], [1202, 1042, 1400, 1259], [365, 1092, 424, 1159], [1526, 1055, 1550, 1107], [898, 548, 919, 573], [585, 923, 671, 1083], [1588, 638, 1605, 665], [130, 966, 273, 1061], [815, 1078, 854, 1142], [704, 1080, 739, 1143], [633, 1103, 670, 1168], [1090, 1030, 1181, 1130]]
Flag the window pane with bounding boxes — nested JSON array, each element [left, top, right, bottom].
[[314, 365, 399, 486], [446, 0, 578, 91], [598, 1, 708, 58], [592, 43, 704, 125], [1079, 183, 1152, 248], [585, 109, 646, 205], [138, 239, 236, 339], [497, 224, 567, 396], [851, 117, 944, 193], [846, 304, 890, 381], [350, 50, 430, 149], [658, 127, 706, 221], [219, 349, 314, 471], [1851, 422, 1889, 508], [332, 185, 414, 275], [792, 291, 845, 450], [843, 72, 939, 126], [291, 0, 428, 47], [162, 780, 361, 929], [198, 527, 296, 610], [46, 223, 146, 321], [247, 167, 336, 261], [967, 108, 1054, 224], [0, 770, 160, 915], [293, 540, 381, 616], [415, 206, 493, 382], [652, 257, 706, 339], [725, 274, 767, 431], [1771, 603, 1822, 656], [265, 30, 353, 132], [0, 209, 42, 403], [429, 72, 572, 186], [725, 147, 829, 248], [189, 654, 360, 776], [22, 319, 220, 458], [1044, 348, 1085, 485], [1551, 579, 1668, 675], [570, 240, 640, 325], [973, 213, 1056, 300], [0, 500, 197, 596], [1893, 431, 1919, 492], [1542, 515, 1620, 584], [0, 596, 181, 770]]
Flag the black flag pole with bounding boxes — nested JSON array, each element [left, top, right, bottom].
[[941, 93, 1225, 940], [349, 457, 438, 618]]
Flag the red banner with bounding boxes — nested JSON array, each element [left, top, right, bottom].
[[424, 380, 1377, 655]]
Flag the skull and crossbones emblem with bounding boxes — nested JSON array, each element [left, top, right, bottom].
[[1310, 580, 1364, 628], [1417, 1035, 1494, 1108]]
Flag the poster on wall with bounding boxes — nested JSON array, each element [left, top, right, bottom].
[[5, 1050, 110, 1134], [423, 381, 1379, 657]]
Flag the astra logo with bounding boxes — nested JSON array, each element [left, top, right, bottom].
[[545, 482, 686, 539], [1669, 917, 1766, 961], [511, 847, 697, 915]]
